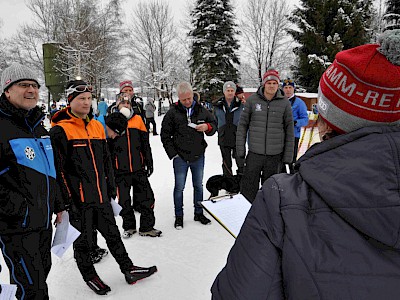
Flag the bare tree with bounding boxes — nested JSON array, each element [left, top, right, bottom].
[[241, 0, 292, 84], [127, 0, 181, 104], [6, 0, 124, 98]]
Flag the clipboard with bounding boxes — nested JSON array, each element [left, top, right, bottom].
[[201, 194, 251, 238]]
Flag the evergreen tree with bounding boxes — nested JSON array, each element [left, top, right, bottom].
[[383, 0, 400, 30], [189, 0, 240, 100], [288, 0, 373, 92]]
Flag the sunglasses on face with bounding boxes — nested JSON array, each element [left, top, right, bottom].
[[66, 85, 93, 96], [16, 82, 40, 89]]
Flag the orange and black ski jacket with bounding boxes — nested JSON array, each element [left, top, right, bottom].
[[107, 114, 153, 176], [50, 107, 116, 207]]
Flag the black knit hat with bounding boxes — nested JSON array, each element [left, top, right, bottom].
[[105, 112, 128, 135], [65, 80, 92, 103], [235, 85, 244, 95]]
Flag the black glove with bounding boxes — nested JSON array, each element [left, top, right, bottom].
[[294, 121, 297, 126], [144, 163, 153, 177]]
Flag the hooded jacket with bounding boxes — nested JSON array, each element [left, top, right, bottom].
[[212, 125, 400, 300], [213, 96, 243, 147], [0, 94, 63, 234], [161, 100, 217, 162], [50, 107, 116, 207], [236, 87, 294, 163]]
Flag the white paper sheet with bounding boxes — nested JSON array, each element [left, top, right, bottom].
[[0, 284, 17, 300], [201, 194, 251, 238], [110, 198, 122, 216], [51, 211, 81, 258]]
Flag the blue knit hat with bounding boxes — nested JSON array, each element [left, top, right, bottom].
[[282, 78, 295, 88]]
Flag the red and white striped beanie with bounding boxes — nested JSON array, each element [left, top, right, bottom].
[[318, 30, 400, 133]]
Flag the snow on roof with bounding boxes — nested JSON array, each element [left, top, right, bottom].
[[296, 92, 318, 98]]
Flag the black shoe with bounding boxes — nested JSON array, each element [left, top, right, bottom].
[[90, 251, 103, 264], [174, 216, 183, 230], [124, 265, 157, 284], [194, 213, 211, 225], [95, 247, 108, 258], [139, 228, 162, 237], [153, 133, 159, 136], [86, 276, 111, 295]]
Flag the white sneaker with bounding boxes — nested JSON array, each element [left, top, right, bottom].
[[122, 229, 137, 238]]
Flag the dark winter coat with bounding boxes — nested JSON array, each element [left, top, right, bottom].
[[212, 125, 400, 300], [289, 95, 309, 138], [161, 100, 217, 162], [236, 87, 294, 163], [213, 96, 243, 147], [0, 94, 63, 234], [107, 114, 153, 176], [50, 107, 116, 207]]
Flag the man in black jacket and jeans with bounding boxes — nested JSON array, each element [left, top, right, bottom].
[[161, 82, 217, 229]]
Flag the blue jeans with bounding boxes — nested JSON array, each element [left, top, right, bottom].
[[173, 155, 204, 217]]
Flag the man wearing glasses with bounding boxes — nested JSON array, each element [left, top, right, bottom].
[[0, 63, 65, 299], [50, 80, 157, 295]]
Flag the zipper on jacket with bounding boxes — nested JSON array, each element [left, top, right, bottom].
[[127, 128, 133, 172], [19, 257, 33, 285], [22, 206, 29, 228], [39, 141, 51, 229], [265, 103, 270, 155], [86, 130, 103, 203], [0, 167, 10, 176]]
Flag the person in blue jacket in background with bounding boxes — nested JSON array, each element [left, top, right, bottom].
[[282, 78, 308, 173]]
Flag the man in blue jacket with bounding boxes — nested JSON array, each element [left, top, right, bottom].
[[0, 63, 65, 299], [282, 78, 309, 173]]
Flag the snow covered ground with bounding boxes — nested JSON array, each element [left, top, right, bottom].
[[0, 110, 236, 300]]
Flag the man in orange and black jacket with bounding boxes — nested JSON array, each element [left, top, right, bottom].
[[50, 80, 157, 296], [107, 95, 161, 238]]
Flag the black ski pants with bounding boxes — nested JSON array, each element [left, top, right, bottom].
[[0, 228, 52, 300], [116, 171, 156, 232], [240, 151, 283, 203], [69, 203, 133, 282]]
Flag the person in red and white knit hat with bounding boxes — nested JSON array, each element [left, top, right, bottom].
[[213, 30, 400, 300], [236, 67, 294, 202]]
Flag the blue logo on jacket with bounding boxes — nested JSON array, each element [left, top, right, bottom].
[[9, 138, 56, 178]]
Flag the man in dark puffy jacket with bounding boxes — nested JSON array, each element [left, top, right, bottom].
[[213, 81, 244, 177], [212, 30, 400, 300], [0, 63, 65, 300], [161, 81, 217, 229], [236, 68, 294, 202]]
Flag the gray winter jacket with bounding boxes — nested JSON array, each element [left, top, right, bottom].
[[236, 87, 294, 163], [213, 125, 400, 300]]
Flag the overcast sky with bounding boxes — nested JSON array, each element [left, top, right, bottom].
[[0, 0, 191, 38]]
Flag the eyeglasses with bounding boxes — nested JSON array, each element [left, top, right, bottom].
[[66, 85, 93, 96], [16, 82, 40, 89]]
